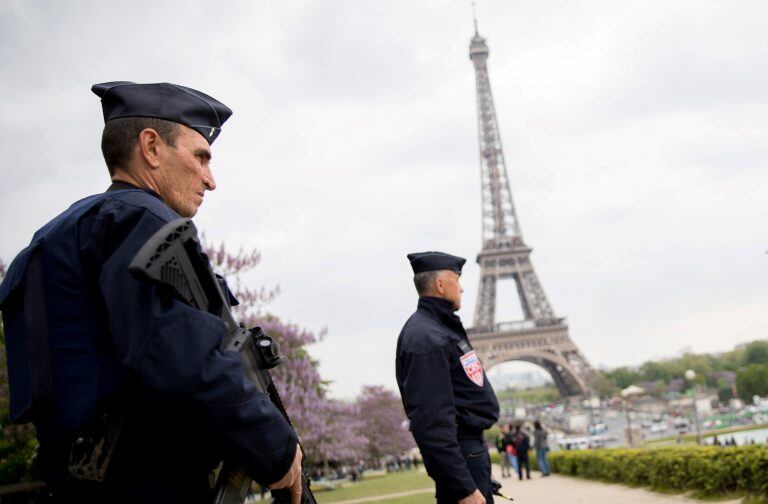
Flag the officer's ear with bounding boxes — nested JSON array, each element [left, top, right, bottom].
[[433, 271, 447, 295], [137, 128, 163, 170]]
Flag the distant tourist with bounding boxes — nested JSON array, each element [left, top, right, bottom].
[[505, 424, 519, 476], [534, 421, 551, 476], [496, 425, 512, 478], [513, 425, 531, 480]]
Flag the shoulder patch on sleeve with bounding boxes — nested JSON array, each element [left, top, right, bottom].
[[459, 349, 484, 387]]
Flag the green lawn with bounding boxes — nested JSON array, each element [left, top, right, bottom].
[[315, 470, 433, 503], [373, 494, 434, 504]]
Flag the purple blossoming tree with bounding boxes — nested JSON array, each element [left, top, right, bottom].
[[204, 241, 369, 469], [355, 385, 415, 466]]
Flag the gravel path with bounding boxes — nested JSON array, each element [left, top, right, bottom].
[[492, 465, 742, 503]]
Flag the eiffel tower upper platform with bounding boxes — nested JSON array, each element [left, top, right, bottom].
[[466, 18, 593, 397]]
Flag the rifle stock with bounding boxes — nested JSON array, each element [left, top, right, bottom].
[[129, 218, 316, 504]]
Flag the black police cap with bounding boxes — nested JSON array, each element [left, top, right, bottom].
[[91, 81, 233, 144], [407, 251, 466, 275]]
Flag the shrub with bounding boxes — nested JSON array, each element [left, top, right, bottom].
[[549, 445, 768, 498]]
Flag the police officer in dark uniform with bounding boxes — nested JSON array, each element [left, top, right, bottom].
[[0, 82, 302, 503], [396, 252, 500, 504]]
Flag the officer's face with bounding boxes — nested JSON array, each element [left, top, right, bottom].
[[437, 271, 463, 311], [156, 126, 216, 217]]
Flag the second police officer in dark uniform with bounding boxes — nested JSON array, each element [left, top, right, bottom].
[[0, 82, 303, 503], [396, 252, 500, 504]]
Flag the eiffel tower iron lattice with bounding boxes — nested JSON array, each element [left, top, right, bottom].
[[467, 20, 593, 397]]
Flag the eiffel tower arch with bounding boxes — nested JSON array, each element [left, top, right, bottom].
[[466, 18, 594, 397]]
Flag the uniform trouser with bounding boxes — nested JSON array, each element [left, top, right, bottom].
[[436, 437, 494, 504]]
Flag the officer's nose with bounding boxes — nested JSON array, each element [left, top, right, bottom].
[[203, 166, 217, 191]]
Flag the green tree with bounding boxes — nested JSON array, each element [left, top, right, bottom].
[[674, 353, 714, 385], [603, 367, 639, 390], [717, 382, 734, 402], [743, 340, 768, 366], [736, 364, 768, 401], [589, 372, 618, 398], [638, 361, 671, 383], [714, 374, 736, 403]]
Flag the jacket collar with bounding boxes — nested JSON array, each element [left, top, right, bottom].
[[417, 296, 467, 336], [107, 181, 163, 202]]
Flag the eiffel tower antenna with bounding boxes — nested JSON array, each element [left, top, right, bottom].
[[472, 1, 479, 36], [466, 18, 594, 397]]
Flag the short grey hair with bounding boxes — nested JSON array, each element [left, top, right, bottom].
[[101, 117, 181, 176], [413, 270, 441, 295]]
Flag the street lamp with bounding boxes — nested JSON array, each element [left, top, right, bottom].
[[583, 395, 600, 448], [685, 369, 702, 445], [620, 385, 644, 446]]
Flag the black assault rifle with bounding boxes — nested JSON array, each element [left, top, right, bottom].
[[128, 218, 316, 504]]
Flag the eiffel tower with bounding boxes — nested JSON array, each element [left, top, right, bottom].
[[466, 17, 593, 397]]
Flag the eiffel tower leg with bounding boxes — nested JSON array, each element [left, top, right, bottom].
[[539, 359, 585, 397], [537, 359, 577, 396], [473, 272, 496, 332], [512, 274, 533, 319], [563, 350, 595, 392], [518, 269, 555, 321]]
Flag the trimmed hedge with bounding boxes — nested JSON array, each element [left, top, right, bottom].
[[549, 445, 768, 498]]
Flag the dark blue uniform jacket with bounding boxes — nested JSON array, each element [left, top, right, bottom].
[[0, 185, 297, 501], [396, 297, 499, 500]]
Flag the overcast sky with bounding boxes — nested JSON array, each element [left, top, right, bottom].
[[1, 0, 767, 399]]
